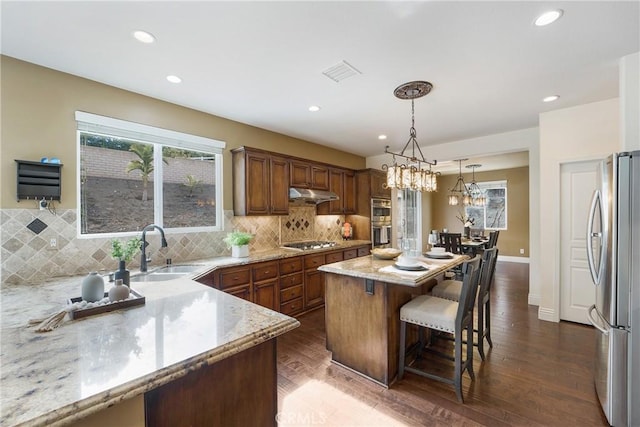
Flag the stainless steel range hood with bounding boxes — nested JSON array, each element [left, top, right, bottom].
[[289, 187, 339, 204]]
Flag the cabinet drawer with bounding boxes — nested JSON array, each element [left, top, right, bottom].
[[325, 251, 343, 264], [304, 254, 325, 269], [280, 284, 303, 303], [357, 246, 371, 257], [218, 267, 251, 290], [343, 249, 358, 260], [252, 261, 278, 282], [280, 297, 303, 316], [280, 272, 303, 289], [279, 257, 303, 274]]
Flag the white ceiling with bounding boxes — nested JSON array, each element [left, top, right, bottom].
[[1, 1, 638, 163]]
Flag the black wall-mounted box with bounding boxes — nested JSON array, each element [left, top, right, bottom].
[[15, 160, 63, 201]]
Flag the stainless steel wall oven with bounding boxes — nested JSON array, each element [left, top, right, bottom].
[[371, 198, 392, 248]]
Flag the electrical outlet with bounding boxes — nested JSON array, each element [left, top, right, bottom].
[[49, 238, 57, 250], [520, 248, 525, 254]]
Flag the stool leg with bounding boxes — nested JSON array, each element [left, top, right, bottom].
[[454, 327, 463, 403], [398, 320, 407, 380], [477, 300, 486, 361], [485, 299, 493, 348], [467, 321, 475, 381]]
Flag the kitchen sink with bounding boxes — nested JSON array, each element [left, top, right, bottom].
[[152, 264, 204, 274], [129, 272, 189, 282]]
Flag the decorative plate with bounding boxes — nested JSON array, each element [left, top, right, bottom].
[[393, 263, 427, 271], [424, 252, 454, 259]]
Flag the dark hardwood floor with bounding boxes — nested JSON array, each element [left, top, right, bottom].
[[276, 262, 609, 426]]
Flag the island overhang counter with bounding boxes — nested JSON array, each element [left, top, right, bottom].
[[0, 273, 299, 427], [318, 254, 467, 387]]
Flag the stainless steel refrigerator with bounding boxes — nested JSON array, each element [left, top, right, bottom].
[[586, 151, 639, 427]]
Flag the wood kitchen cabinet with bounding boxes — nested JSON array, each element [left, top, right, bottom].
[[232, 147, 289, 216], [290, 160, 330, 190], [195, 245, 371, 317], [317, 168, 356, 215], [252, 261, 278, 310]]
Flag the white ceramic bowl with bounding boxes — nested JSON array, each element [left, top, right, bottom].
[[396, 255, 419, 267], [431, 247, 445, 254]]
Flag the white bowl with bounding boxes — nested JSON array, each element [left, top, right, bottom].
[[396, 255, 419, 267], [431, 247, 445, 254]]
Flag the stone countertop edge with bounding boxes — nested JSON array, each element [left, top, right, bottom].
[[318, 254, 469, 287], [32, 318, 300, 427]]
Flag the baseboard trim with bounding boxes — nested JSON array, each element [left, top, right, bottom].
[[498, 255, 530, 264], [528, 293, 541, 306], [538, 307, 558, 323]]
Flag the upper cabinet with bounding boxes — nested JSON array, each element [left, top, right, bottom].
[[355, 169, 390, 215], [232, 147, 289, 216], [290, 160, 329, 190], [317, 168, 356, 215]]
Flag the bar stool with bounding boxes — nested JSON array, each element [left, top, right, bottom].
[[430, 247, 498, 360], [398, 256, 481, 403]]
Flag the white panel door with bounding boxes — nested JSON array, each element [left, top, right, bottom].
[[560, 160, 599, 323]]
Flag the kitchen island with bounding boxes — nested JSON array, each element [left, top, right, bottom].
[[0, 271, 299, 427], [318, 254, 467, 387]]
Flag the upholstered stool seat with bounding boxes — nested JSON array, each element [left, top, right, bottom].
[[430, 247, 498, 360], [398, 256, 481, 403]]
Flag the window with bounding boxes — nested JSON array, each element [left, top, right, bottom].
[[465, 180, 507, 230], [76, 112, 225, 236]]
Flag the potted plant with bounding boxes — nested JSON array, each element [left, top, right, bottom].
[[223, 230, 254, 258], [111, 237, 141, 285], [456, 211, 475, 239]]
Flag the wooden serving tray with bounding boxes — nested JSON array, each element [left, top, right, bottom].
[[68, 289, 145, 320]]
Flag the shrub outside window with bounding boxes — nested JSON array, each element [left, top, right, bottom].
[[76, 112, 224, 237]]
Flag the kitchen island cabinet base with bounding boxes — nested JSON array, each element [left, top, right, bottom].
[[324, 273, 437, 387], [145, 339, 277, 426]]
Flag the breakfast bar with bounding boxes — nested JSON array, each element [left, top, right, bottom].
[[318, 254, 467, 387]]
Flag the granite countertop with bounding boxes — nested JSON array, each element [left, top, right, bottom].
[[0, 241, 370, 426], [0, 271, 299, 426], [318, 253, 468, 287]]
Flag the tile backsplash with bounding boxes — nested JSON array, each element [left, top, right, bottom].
[[1, 206, 346, 285]]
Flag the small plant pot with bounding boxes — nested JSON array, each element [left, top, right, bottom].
[[231, 245, 249, 258]]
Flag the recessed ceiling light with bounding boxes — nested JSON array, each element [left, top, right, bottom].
[[543, 95, 559, 102], [535, 10, 563, 26], [133, 30, 156, 43], [166, 75, 182, 84], [378, 135, 387, 140], [308, 105, 321, 112]]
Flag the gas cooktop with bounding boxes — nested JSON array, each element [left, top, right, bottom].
[[281, 241, 337, 251]]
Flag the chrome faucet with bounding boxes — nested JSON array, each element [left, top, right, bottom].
[[140, 224, 168, 272]]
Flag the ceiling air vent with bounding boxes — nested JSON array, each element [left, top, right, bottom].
[[322, 60, 362, 83]]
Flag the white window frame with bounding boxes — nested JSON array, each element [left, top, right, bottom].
[[466, 180, 508, 231], [75, 111, 225, 238]]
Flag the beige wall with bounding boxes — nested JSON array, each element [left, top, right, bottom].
[[538, 98, 620, 322], [0, 56, 365, 210], [428, 166, 529, 258]]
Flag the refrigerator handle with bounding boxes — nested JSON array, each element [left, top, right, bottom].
[[587, 304, 609, 335], [586, 190, 602, 285]]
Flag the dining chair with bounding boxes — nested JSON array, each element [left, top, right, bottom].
[[430, 247, 499, 360], [439, 232, 463, 254], [398, 255, 482, 403]]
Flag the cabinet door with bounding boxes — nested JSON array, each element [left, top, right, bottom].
[[226, 285, 252, 302], [254, 279, 278, 311], [319, 169, 344, 215], [290, 161, 311, 188], [370, 170, 391, 199], [269, 156, 290, 215], [343, 170, 357, 214], [311, 166, 329, 190], [245, 152, 271, 215], [304, 269, 325, 309]]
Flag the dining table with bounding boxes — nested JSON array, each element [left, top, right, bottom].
[[461, 237, 489, 256]]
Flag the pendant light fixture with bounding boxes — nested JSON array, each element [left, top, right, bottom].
[[448, 159, 471, 205], [382, 81, 439, 192], [466, 164, 486, 206]]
